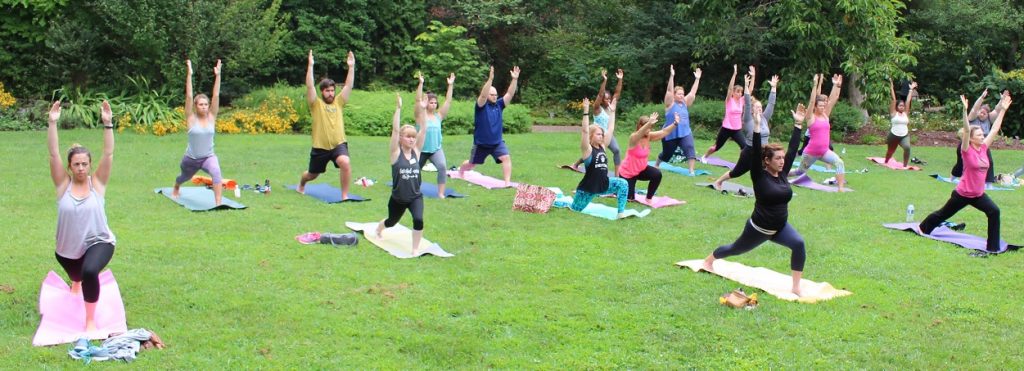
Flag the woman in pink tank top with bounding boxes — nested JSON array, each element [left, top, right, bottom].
[[794, 74, 849, 192], [919, 94, 1012, 254], [702, 64, 747, 162], [620, 112, 679, 204]]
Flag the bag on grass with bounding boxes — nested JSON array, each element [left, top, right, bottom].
[[719, 289, 758, 309], [512, 184, 556, 214]]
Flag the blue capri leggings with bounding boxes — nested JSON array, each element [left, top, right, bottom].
[[572, 177, 628, 213]]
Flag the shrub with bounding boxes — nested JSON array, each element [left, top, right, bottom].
[[829, 102, 867, 134]]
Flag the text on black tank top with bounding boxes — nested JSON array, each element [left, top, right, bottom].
[[577, 146, 609, 194], [392, 150, 422, 202]]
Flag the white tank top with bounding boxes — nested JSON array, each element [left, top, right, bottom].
[[55, 179, 116, 259], [890, 113, 909, 137]]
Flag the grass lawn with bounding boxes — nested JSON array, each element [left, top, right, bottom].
[[2, 128, 1023, 368]]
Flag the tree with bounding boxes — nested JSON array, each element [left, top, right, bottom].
[[404, 21, 487, 98]]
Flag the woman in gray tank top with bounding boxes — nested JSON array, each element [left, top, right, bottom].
[[172, 59, 225, 205], [376, 94, 429, 254], [47, 100, 117, 333]]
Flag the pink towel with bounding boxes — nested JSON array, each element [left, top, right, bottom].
[[449, 170, 517, 189], [33, 270, 127, 346], [867, 157, 921, 171]]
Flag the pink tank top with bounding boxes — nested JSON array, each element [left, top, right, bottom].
[[957, 144, 989, 198], [805, 116, 831, 157], [618, 142, 650, 179], [722, 97, 743, 130]]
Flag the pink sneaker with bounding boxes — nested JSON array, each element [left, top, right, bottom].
[[295, 232, 322, 244]]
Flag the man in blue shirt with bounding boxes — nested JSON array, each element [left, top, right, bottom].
[[458, 65, 520, 187]]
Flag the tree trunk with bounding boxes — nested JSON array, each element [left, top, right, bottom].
[[846, 72, 869, 123]]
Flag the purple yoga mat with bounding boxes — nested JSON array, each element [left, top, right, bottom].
[[704, 156, 736, 170], [883, 222, 1020, 253], [790, 173, 851, 192], [449, 170, 517, 189]]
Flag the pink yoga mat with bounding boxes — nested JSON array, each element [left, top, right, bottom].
[[449, 170, 517, 189], [867, 157, 921, 171], [33, 270, 127, 346], [704, 156, 736, 170], [633, 196, 686, 208]]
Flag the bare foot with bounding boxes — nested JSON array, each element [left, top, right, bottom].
[[171, 186, 181, 199], [792, 286, 802, 297], [70, 281, 82, 295], [85, 320, 98, 332], [296, 184, 305, 194], [341, 193, 348, 201], [702, 257, 715, 272], [713, 180, 724, 190], [617, 213, 628, 219], [439, 195, 446, 200], [375, 220, 386, 238], [504, 182, 512, 188]]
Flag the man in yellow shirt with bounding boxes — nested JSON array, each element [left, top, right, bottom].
[[298, 50, 355, 199]]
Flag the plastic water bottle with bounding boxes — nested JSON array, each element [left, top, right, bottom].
[[234, 187, 241, 198], [841, 147, 847, 155], [906, 204, 915, 222]]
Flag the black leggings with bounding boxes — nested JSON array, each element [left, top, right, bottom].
[[920, 190, 1001, 252], [624, 165, 662, 200], [55, 242, 115, 303], [712, 127, 747, 151], [713, 221, 806, 271], [951, 145, 996, 183], [728, 146, 754, 178], [386, 196, 424, 230]]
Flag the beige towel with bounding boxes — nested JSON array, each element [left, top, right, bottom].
[[676, 259, 851, 303], [346, 222, 454, 259]]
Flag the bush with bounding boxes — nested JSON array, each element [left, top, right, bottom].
[[829, 102, 867, 134], [233, 83, 309, 132], [616, 99, 725, 140]]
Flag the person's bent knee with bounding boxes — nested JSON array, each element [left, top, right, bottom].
[[384, 218, 399, 228], [834, 158, 846, 174], [413, 219, 424, 230], [335, 156, 351, 169], [499, 155, 511, 164]]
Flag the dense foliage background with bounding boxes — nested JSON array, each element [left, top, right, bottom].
[[1, 0, 1022, 135]]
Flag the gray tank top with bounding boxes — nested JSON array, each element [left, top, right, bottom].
[[185, 122, 215, 159], [391, 150, 422, 202], [55, 179, 116, 259]]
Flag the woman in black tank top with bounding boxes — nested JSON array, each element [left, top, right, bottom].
[[570, 97, 630, 218], [376, 90, 429, 254]]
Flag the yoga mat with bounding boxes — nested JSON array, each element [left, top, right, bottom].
[[448, 170, 517, 189], [791, 174, 852, 192], [792, 161, 836, 173], [595, 189, 686, 208], [33, 270, 128, 346], [928, 174, 1014, 191], [695, 182, 755, 197], [286, 184, 369, 202], [648, 161, 711, 176], [676, 259, 853, 303], [883, 222, 1021, 253], [704, 156, 736, 170], [552, 194, 651, 220], [154, 187, 246, 211], [867, 157, 921, 171], [383, 181, 466, 199], [345, 222, 454, 258], [558, 164, 584, 173]]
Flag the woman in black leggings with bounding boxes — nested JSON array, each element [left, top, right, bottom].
[[703, 85, 808, 297], [48, 100, 117, 332], [376, 89, 428, 253]]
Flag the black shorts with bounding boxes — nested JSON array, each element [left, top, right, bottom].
[[308, 142, 349, 174]]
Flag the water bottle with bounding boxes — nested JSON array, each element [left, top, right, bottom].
[[234, 187, 241, 198], [841, 147, 847, 155], [264, 179, 271, 196], [906, 204, 915, 222]]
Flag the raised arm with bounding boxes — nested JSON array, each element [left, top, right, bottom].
[[415, 71, 424, 104], [630, 113, 658, 145], [782, 104, 806, 175], [763, 75, 778, 121], [306, 50, 317, 104], [438, 73, 455, 119], [613, 69, 623, 102], [648, 113, 677, 142], [967, 89, 988, 121], [93, 101, 115, 188], [603, 98, 617, 147], [984, 94, 1012, 146], [742, 74, 754, 134], [724, 64, 738, 101], [904, 81, 916, 114], [960, 95, 971, 151], [389, 94, 402, 162], [184, 60, 194, 120], [339, 51, 355, 104], [415, 92, 429, 151], [502, 66, 520, 103], [477, 66, 494, 107], [825, 74, 842, 116], [685, 68, 702, 106], [47, 101, 66, 189], [210, 59, 222, 116], [663, 65, 675, 108], [594, 69, 608, 110], [888, 79, 897, 115], [580, 98, 593, 159], [806, 74, 821, 118]]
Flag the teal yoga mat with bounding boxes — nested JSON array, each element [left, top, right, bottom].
[[647, 161, 711, 176], [155, 187, 246, 211]]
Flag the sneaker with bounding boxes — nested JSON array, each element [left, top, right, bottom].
[[73, 337, 90, 352], [320, 232, 359, 247], [700, 155, 708, 164], [969, 250, 992, 258], [295, 232, 322, 245]]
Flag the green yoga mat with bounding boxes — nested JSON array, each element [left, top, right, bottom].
[[155, 187, 246, 211]]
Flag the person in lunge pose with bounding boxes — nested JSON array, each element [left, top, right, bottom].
[[655, 65, 702, 175], [618, 112, 677, 203], [297, 50, 356, 198], [458, 65, 520, 187], [882, 79, 917, 168], [713, 66, 778, 189], [794, 74, 848, 192], [172, 59, 225, 205], [571, 97, 629, 218], [47, 100, 118, 331], [415, 72, 455, 198], [702, 64, 747, 162], [570, 68, 624, 173], [377, 94, 429, 254]]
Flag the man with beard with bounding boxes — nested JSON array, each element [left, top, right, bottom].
[[297, 49, 356, 198]]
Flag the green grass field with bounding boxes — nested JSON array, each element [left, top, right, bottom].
[[2, 128, 1023, 368]]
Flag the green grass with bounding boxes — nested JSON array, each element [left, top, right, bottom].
[[2, 129, 1024, 368]]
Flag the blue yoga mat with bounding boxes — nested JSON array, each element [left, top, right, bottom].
[[647, 161, 710, 176], [286, 184, 369, 203], [792, 161, 836, 173], [551, 193, 650, 220], [928, 174, 1013, 191], [384, 181, 466, 198], [155, 187, 246, 211]]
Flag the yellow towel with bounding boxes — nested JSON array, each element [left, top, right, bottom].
[[676, 259, 852, 303], [346, 222, 454, 259]]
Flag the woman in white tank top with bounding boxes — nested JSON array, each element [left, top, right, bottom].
[[883, 79, 917, 168]]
